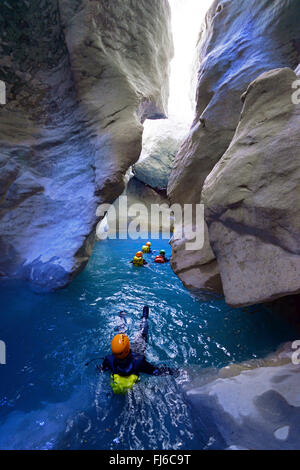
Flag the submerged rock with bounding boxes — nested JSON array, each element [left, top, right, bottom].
[[167, 0, 300, 303], [0, 0, 173, 289], [203, 68, 300, 306], [185, 343, 300, 450]]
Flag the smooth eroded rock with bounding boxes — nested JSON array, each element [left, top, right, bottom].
[[168, 0, 300, 204], [170, 222, 223, 296], [96, 175, 172, 238], [185, 343, 300, 450], [203, 68, 300, 306], [0, 0, 173, 289], [133, 118, 189, 191], [167, 0, 300, 301]]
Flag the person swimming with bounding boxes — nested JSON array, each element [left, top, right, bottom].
[[131, 251, 148, 267], [154, 249, 170, 264], [97, 306, 176, 393], [142, 242, 152, 254]]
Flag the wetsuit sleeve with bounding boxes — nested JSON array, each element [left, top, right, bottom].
[[152, 365, 177, 376], [139, 358, 176, 376], [138, 358, 157, 375], [97, 356, 111, 373]]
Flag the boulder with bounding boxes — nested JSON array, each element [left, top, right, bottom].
[[133, 119, 189, 192], [203, 68, 300, 307], [0, 0, 173, 289]]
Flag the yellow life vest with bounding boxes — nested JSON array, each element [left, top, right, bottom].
[[132, 256, 144, 266], [142, 245, 150, 253], [110, 374, 139, 394]]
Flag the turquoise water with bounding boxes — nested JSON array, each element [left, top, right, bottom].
[[0, 238, 295, 450]]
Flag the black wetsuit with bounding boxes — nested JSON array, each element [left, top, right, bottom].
[[100, 352, 173, 376], [98, 306, 175, 377]]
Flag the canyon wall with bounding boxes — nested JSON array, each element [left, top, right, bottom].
[[168, 0, 300, 305], [202, 67, 300, 306], [96, 175, 172, 240], [133, 118, 189, 193], [0, 0, 173, 289]]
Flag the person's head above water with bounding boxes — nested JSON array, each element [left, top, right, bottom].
[[136, 251, 143, 258], [111, 334, 130, 360], [160, 249, 166, 256]]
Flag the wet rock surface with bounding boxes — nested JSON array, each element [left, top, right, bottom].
[[203, 68, 300, 306], [167, 0, 300, 303], [96, 175, 172, 238], [133, 119, 189, 192], [0, 0, 173, 289], [185, 343, 300, 450], [170, 222, 223, 296]]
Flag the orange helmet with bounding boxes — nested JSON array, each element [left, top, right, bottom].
[[136, 251, 143, 258], [111, 334, 130, 359], [146, 242, 151, 247]]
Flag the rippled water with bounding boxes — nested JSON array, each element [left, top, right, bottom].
[[0, 238, 295, 449]]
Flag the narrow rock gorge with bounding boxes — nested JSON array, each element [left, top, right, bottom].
[[1, 0, 300, 452], [168, 0, 300, 307], [0, 0, 173, 290]]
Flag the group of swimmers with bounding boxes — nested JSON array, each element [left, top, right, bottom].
[[131, 242, 169, 267]]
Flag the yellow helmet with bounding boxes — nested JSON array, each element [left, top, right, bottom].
[[111, 334, 130, 359]]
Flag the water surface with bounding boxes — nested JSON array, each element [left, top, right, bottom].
[[0, 238, 295, 449]]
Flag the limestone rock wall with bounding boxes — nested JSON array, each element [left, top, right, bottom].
[[133, 118, 189, 192], [203, 68, 300, 306], [0, 0, 173, 289], [96, 175, 172, 240], [167, 0, 300, 304]]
